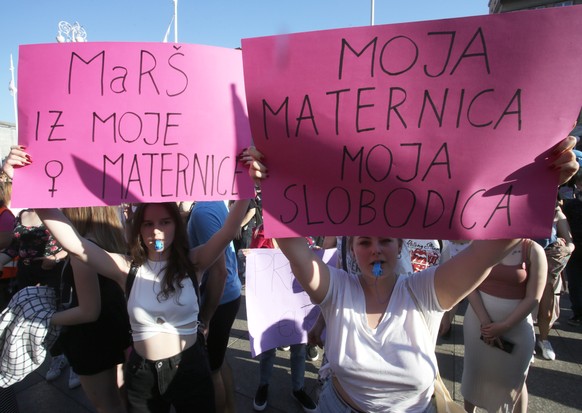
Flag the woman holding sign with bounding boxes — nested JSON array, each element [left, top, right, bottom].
[[51, 206, 131, 413], [240, 137, 578, 413], [3, 146, 253, 413]]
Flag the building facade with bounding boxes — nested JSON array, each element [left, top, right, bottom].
[[489, 0, 582, 13], [0, 122, 16, 164]]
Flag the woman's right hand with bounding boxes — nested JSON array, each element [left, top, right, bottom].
[[2, 145, 31, 179]]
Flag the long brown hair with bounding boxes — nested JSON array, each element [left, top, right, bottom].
[[61, 206, 126, 254], [0, 181, 12, 209], [129, 202, 195, 300]]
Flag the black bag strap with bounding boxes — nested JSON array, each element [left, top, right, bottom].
[[58, 257, 74, 309], [125, 262, 200, 302], [341, 236, 348, 272], [125, 263, 139, 300]]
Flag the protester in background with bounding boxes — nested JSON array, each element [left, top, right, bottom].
[[534, 203, 574, 360], [0, 177, 14, 250], [405, 239, 441, 273], [230, 198, 257, 280], [51, 206, 131, 413], [0, 178, 18, 413], [4, 143, 254, 413], [249, 235, 317, 413], [462, 239, 546, 413], [242, 136, 578, 413], [0, 178, 16, 307], [188, 201, 242, 413], [0, 208, 71, 385]]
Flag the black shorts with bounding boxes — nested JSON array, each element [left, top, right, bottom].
[[207, 296, 241, 371], [62, 317, 131, 376]]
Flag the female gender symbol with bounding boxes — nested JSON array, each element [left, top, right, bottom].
[[44, 160, 64, 197]]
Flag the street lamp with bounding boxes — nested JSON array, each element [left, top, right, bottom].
[[163, 0, 179, 43], [56, 21, 88, 43], [8, 54, 17, 141]]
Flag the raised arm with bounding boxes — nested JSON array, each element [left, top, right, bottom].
[[435, 239, 521, 310], [276, 237, 330, 304], [189, 199, 250, 274], [35, 208, 130, 287]]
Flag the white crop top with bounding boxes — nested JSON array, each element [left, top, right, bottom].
[[127, 261, 199, 341]]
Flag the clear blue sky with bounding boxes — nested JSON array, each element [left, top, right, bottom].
[[0, 0, 488, 124]]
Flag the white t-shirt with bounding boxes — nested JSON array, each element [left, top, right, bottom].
[[319, 265, 444, 412], [128, 261, 199, 341]]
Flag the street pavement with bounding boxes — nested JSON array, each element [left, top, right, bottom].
[[11, 288, 582, 412]]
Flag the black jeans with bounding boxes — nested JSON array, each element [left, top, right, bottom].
[[125, 334, 215, 413]]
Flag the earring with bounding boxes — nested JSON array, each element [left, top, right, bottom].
[[397, 251, 402, 259]]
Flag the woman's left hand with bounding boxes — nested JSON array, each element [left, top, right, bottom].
[[551, 135, 579, 185], [240, 147, 267, 185], [480, 321, 508, 339]]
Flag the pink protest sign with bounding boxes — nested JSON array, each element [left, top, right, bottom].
[[245, 248, 336, 357], [14, 42, 254, 208], [242, 7, 582, 239]]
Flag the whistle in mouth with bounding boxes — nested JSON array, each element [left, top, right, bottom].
[[154, 240, 164, 252], [372, 262, 383, 277]]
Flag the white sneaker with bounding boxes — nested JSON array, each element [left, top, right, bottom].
[[68, 369, 81, 389], [537, 339, 556, 361], [45, 355, 68, 381]]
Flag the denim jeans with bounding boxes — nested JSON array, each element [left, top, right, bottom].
[[125, 334, 215, 413], [317, 379, 437, 413], [259, 343, 306, 391], [317, 380, 363, 413]]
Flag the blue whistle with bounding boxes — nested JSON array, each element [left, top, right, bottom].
[[154, 240, 164, 252], [372, 262, 383, 277]]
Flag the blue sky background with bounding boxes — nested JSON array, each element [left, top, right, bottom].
[[0, 0, 488, 123]]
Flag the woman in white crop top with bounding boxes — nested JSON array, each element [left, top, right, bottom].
[[244, 138, 579, 413], [3, 145, 256, 413]]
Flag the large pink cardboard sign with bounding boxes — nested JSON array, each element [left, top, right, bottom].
[[242, 7, 582, 239], [14, 43, 254, 208]]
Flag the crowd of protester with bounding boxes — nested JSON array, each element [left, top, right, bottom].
[[0, 134, 580, 413]]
